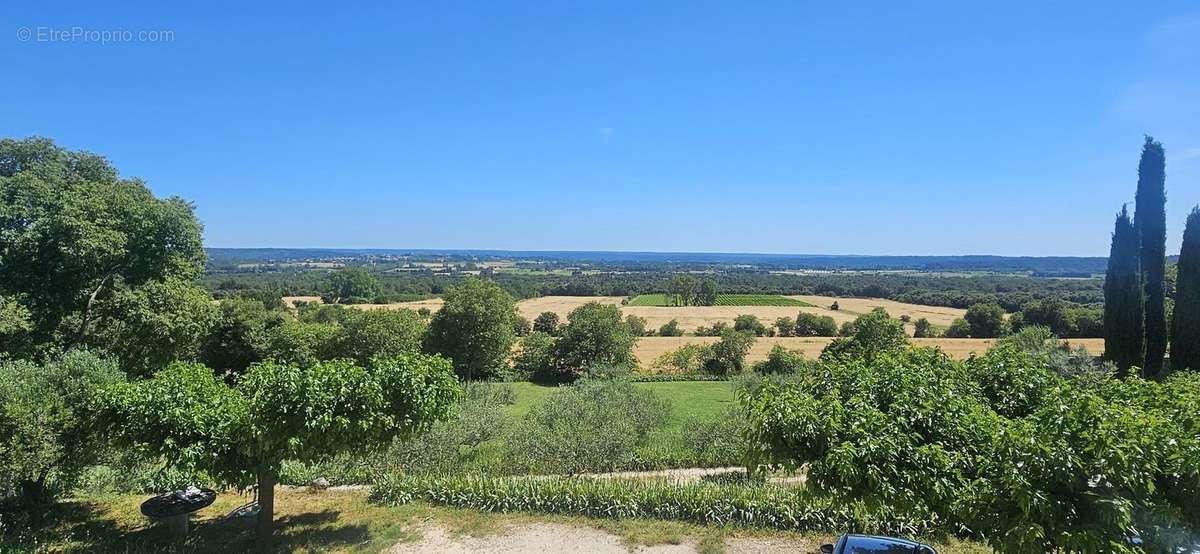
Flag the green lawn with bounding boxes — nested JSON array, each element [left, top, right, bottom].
[[626, 294, 813, 307], [505, 381, 735, 431]]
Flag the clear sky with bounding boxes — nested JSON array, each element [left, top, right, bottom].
[[3, 2, 1199, 256]]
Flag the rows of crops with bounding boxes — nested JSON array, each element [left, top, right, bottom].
[[627, 294, 813, 307]]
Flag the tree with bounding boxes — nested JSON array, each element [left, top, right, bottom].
[[99, 278, 218, 376], [512, 315, 532, 337], [1105, 205, 1145, 373], [0, 138, 208, 362], [912, 317, 935, 338], [733, 314, 768, 336], [533, 311, 561, 335], [333, 309, 426, 367], [794, 312, 838, 336], [320, 267, 381, 304], [262, 320, 338, 369], [702, 330, 755, 375], [0, 351, 123, 509], [821, 308, 908, 362], [200, 296, 284, 373], [1171, 207, 1200, 371], [512, 332, 555, 381], [424, 279, 518, 380], [668, 275, 699, 306], [753, 344, 806, 375], [98, 355, 459, 544], [944, 318, 972, 338], [964, 302, 1007, 338], [774, 317, 795, 337], [551, 302, 637, 379], [0, 295, 32, 357], [658, 319, 684, 337], [697, 279, 719, 306], [1135, 136, 1167, 376], [625, 314, 648, 337]]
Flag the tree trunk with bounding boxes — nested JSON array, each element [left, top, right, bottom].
[[256, 469, 276, 549]]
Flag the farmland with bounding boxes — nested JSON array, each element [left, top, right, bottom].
[[626, 293, 814, 307]]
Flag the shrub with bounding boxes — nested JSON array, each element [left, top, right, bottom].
[[651, 343, 710, 373], [774, 317, 795, 337], [625, 315, 648, 337], [702, 330, 755, 376], [794, 312, 838, 337], [333, 308, 426, 367], [533, 311, 560, 335], [425, 278, 518, 380], [695, 321, 730, 337], [0, 351, 123, 506], [733, 314, 768, 336], [752, 345, 808, 375], [512, 315, 532, 337], [820, 309, 908, 363], [912, 317, 935, 338], [512, 332, 555, 381], [504, 379, 671, 474], [682, 408, 749, 466], [943, 318, 972, 338], [964, 302, 1007, 338], [657, 319, 684, 337]]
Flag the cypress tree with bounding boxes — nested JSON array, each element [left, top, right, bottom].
[[1104, 205, 1144, 374], [1171, 207, 1200, 371], [1134, 136, 1167, 377]]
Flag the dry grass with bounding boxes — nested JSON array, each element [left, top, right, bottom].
[[634, 336, 1106, 367]]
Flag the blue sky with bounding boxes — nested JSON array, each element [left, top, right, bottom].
[[3, 1, 1199, 256]]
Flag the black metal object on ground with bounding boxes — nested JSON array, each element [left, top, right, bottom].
[[140, 487, 217, 518]]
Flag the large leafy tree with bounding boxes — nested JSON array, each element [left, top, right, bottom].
[[551, 302, 637, 379], [320, 267, 381, 304], [1171, 207, 1200, 371], [1104, 205, 1145, 374], [1134, 136, 1167, 376], [424, 278, 517, 380], [0, 137, 210, 368], [964, 302, 1007, 338], [98, 355, 460, 543]]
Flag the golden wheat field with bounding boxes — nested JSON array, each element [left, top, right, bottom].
[[633, 336, 1106, 367], [283, 294, 965, 336]]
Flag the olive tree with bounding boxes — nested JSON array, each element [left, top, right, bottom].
[[98, 354, 460, 543], [0, 351, 123, 508]]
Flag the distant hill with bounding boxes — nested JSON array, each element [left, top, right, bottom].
[[206, 248, 1110, 275]]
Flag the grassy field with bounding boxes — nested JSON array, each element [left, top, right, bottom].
[[626, 294, 813, 307]]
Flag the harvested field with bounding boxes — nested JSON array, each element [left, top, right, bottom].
[[787, 295, 966, 327], [627, 294, 812, 307], [633, 336, 1106, 368]]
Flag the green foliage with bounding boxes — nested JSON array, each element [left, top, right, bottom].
[[625, 314, 648, 337], [532, 311, 560, 335], [0, 351, 123, 505], [320, 267, 381, 304], [550, 302, 637, 380], [658, 319, 684, 337], [504, 379, 671, 474], [334, 307, 428, 367], [261, 320, 338, 369], [0, 295, 31, 356], [512, 314, 532, 337], [793, 312, 838, 337], [820, 309, 908, 362], [1016, 297, 1103, 339], [733, 314, 768, 336], [511, 331, 555, 381], [651, 343, 710, 373], [682, 408, 749, 466], [912, 317, 935, 338], [943, 318, 971, 338], [200, 296, 284, 373], [964, 302, 1006, 338], [697, 278, 719, 306], [702, 330, 755, 376], [1171, 207, 1200, 371], [424, 278, 518, 380], [1135, 136, 1168, 376], [774, 317, 795, 337], [965, 343, 1058, 418], [97, 354, 460, 536], [370, 473, 936, 536], [752, 345, 808, 375], [667, 274, 700, 306], [0, 138, 208, 363], [99, 278, 218, 376]]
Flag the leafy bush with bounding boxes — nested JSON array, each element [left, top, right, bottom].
[[333, 308, 426, 367], [702, 330, 755, 376], [682, 408, 749, 466], [425, 278, 518, 380], [511, 332, 555, 381], [650, 343, 710, 373], [0, 351, 123, 506], [820, 309, 908, 362], [550, 303, 637, 380], [794, 312, 838, 337], [657, 319, 684, 337], [752, 345, 808, 375], [695, 321, 730, 337], [733, 314, 768, 336], [504, 379, 671, 474]]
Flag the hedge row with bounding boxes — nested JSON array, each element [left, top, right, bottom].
[[369, 474, 940, 537]]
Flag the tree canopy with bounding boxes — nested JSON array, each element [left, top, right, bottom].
[[424, 278, 518, 380]]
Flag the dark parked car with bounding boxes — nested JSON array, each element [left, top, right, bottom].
[[820, 534, 938, 554]]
